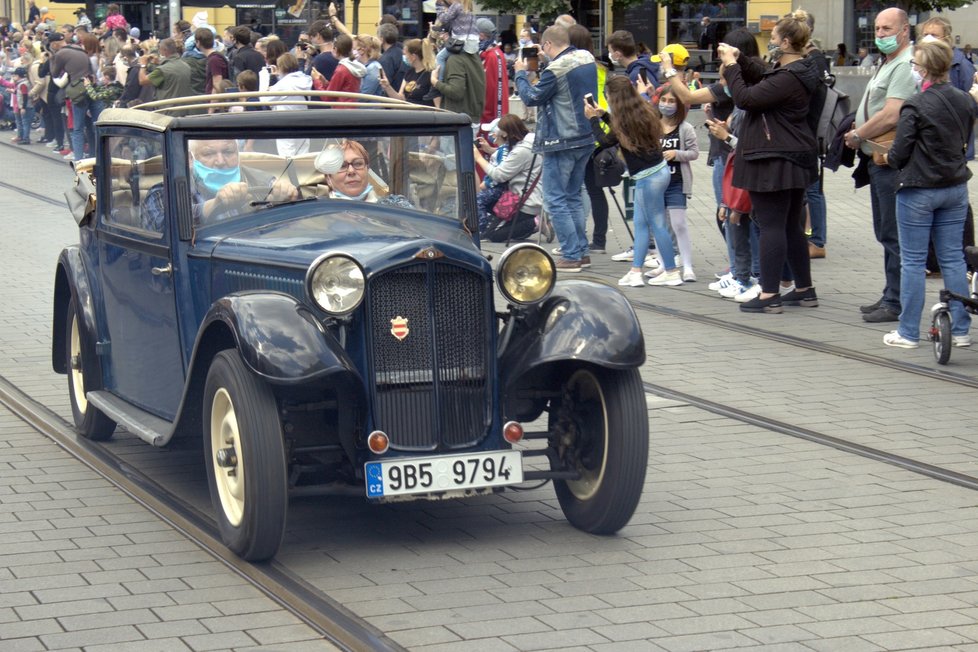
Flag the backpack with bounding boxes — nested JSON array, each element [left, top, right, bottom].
[[808, 69, 851, 160]]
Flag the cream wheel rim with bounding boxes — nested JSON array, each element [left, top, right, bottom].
[[565, 370, 609, 501], [69, 312, 88, 415], [210, 388, 245, 526]]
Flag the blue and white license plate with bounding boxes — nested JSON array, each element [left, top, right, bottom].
[[365, 450, 523, 498]]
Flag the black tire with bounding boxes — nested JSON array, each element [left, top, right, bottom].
[[549, 367, 648, 534], [65, 296, 116, 440], [933, 310, 952, 365], [203, 350, 287, 561]]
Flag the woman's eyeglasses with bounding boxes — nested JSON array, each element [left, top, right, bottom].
[[339, 159, 367, 172]]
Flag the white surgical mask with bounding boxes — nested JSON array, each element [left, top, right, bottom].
[[911, 67, 924, 86]]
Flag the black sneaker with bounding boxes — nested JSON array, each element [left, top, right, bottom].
[[860, 298, 883, 314], [862, 306, 900, 323], [588, 242, 606, 254], [782, 287, 818, 307], [739, 293, 783, 314]]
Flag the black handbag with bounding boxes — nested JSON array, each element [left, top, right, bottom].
[[592, 145, 625, 188]]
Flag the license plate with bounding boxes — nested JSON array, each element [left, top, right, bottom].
[[365, 450, 523, 498]]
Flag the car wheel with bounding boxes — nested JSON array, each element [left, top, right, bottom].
[[66, 296, 116, 440], [933, 310, 952, 365], [203, 350, 287, 561], [549, 367, 648, 535]]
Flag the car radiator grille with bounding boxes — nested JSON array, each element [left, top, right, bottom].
[[367, 262, 491, 450]]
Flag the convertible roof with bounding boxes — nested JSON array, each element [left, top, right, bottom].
[[97, 92, 473, 132]]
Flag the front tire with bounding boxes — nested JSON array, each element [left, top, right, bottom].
[[66, 296, 116, 440], [933, 310, 952, 365], [549, 367, 648, 534], [203, 350, 287, 561]]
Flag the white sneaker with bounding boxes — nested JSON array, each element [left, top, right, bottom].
[[953, 334, 972, 347], [682, 269, 696, 283], [551, 246, 562, 255], [884, 331, 918, 348], [644, 254, 661, 269], [648, 270, 683, 286], [733, 283, 762, 303], [611, 248, 633, 262], [644, 267, 665, 279], [618, 270, 646, 287], [709, 272, 734, 292], [718, 279, 748, 298]]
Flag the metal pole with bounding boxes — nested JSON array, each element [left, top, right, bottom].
[[168, 0, 180, 37]]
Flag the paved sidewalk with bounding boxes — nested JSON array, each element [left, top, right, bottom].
[[3, 137, 978, 651]]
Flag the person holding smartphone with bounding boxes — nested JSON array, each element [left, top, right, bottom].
[[379, 38, 435, 106]]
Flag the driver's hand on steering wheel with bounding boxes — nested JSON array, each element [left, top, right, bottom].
[[215, 182, 250, 207], [268, 179, 300, 202]]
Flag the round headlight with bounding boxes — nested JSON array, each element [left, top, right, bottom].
[[496, 243, 556, 305], [307, 254, 365, 315]]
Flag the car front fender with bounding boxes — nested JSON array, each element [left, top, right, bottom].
[[200, 293, 363, 386], [53, 247, 98, 374], [499, 280, 645, 413]]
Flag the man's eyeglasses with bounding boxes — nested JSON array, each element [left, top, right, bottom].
[[339, 158, 367, 172]]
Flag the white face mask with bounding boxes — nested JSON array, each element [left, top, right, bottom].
[[911, 67, 924, 86]]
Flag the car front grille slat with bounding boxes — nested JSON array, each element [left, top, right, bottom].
[[368, 262, 490, 450]]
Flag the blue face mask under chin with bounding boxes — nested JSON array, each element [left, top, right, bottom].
[[193, 159, 241, 195], [333, 183, 374, 201]]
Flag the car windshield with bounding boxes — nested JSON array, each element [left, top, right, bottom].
[[186, 134, 460, 226]]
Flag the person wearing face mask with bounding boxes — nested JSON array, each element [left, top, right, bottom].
[[649, 87, 699, 284], [140, 139, 299, 229], [378, 38, 435, 106], [605, 30, 659, 88], [718, 9, 820, 314], [475, 18, 509, 145], [880, 39, 976, 349], [844, 7, 915, 324]]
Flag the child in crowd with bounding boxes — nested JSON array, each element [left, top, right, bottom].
[[649, 87, 698, 282], [431, 0, 478, 78], [84, 65, 124, 108], [1, 66, 33, 144], [475, 118, 510, 233]]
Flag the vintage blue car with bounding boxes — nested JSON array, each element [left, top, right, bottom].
[[52, 95, 648, 561]]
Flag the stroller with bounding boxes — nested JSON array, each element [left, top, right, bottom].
[[930, 245, 978, 364]]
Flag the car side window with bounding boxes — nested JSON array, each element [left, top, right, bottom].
[[104, 134, 166, 237]]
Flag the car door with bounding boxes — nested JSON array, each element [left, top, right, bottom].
[[96, 130, 185, 420]]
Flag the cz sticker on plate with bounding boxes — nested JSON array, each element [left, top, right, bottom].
[[365, 450, 523, 498]]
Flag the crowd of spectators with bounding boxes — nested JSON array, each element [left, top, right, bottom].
[[1, 5, 975, 347]]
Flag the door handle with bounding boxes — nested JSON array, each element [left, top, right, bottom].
[[151, 263, 173, 276]]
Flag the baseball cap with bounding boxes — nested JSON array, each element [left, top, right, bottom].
[[652, 43, 690, 66], [13, 67, 27, 77], [481, 117, 501, 134]]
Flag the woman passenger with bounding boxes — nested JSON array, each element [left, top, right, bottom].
[[882, 39, 976, 348]]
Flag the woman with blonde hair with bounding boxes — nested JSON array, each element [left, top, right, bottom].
[[583, 75, 675, 287], [718, 9, 819, 313], [882, 39, 976, 348], [379, 38, 435, 106], [353, 34, 383, 96]]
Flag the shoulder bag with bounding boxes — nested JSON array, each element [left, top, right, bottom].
[[493, 153, 540, 221]]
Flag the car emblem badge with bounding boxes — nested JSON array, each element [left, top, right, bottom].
[[390, 316, 409, 341]]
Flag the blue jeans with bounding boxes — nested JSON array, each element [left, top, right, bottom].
[[631, 164, 673, 269], [868, 163, 902, 312], [71, 100, 90, 161], [710, 155, 725, 207], [543, 147, 591, 261], [896, 184, 971, 341], [806, 179, 827, 247]]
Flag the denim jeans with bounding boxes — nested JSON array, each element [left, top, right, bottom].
[[543, 146, 591, 261], [18, 106, 34, 142], [710, 155, 725, 207], [868, 163, 901, 312], [806, 178, 827, 247], [726, 213, 752, 285], [896, 184, 972, 341], [584, 156, 609, 248], [71, 100, 90, 161], [631, 164, 673, 269]]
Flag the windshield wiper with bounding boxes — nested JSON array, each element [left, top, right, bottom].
[[250, 196, 318, 208]]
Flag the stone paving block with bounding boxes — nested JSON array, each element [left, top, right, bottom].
[[411, 639, 518, 652], [202, 610, 302, 634], [84, 638, 193, 652], [445, 616, 551, 640], [797, 615, 904, 638], [58, 608, 159, 632], [0, 637, 46, 652], [863, 628, 972, 650], [16, 599, 114, 622], [650, 630, 759, 652], [40, 625, 145, 650], [182, 630, 258, 651], [501, 627, 610, 650]]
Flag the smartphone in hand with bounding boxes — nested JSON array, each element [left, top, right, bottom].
[[639, 68, 649, 85], [584, 93, 597, 107]]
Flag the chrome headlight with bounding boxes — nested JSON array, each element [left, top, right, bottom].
[[306, 254, 365, 315], [496, 243, 556, 305]]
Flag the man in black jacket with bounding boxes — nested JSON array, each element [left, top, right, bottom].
[[377, 23, 404, 90]]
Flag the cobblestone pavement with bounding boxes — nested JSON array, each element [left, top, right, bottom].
[[2, 134, 978, 651]]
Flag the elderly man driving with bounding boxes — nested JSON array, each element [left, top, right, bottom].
[[190, 139, 300, 222]]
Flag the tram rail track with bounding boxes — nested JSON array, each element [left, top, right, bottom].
[[0, 374, 405, 652]]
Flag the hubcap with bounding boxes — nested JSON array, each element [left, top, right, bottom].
[[210, 388, 245, 526], [560, 371, 609, 501], [69, 314, 88, 415]]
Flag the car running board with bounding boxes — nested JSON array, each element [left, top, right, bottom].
[[87, 391, 174, 447]]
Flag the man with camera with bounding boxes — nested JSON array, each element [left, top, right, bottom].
[[514, 24, 597, 272], [50, 29, 91, 160], [138, 38, 195, 113]]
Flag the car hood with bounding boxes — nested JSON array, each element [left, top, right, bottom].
[[205, 203, 487, 274]]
